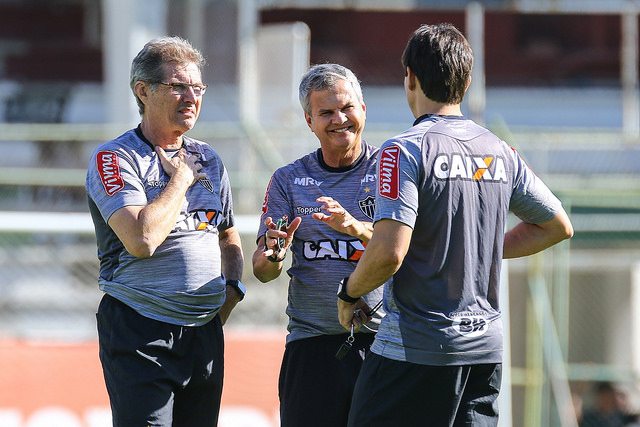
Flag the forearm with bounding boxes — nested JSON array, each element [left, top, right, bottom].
[[110, 170, 192, 257], [139, 172, 191, 242], [220, 227, 244, 280], [503, 212, 573, 259], [347, 238, 401, 297], [346, 219, 411, 297]]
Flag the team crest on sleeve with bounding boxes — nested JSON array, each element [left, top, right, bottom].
[[96, 150, 125, 196], [379, 146, 400, 200]]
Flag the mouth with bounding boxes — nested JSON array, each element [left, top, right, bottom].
[[330, 125, 353, 134], [179, 108, 196, 117]]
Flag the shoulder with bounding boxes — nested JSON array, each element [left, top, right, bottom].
[[91, 129, 149, 165]]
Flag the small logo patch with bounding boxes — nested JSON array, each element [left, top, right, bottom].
[[199, 177, 214, 193], [358, 195, 376, 219], [379, 146, 400, 200], [97, 150, 124, 196]]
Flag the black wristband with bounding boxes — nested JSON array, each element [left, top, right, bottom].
[[265, 230, 286, 262], [267, 252, 286, 263], [337, 277, 359, 304]]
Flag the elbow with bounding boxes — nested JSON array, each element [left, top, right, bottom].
[[381, 250, 404, 274], [562, 223, 574, 240], [252, 264, 269, 283], [252, 264, 278, 283], [125, 238, 159, 258], [557, 213, 575, 242]]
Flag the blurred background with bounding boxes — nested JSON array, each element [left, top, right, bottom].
[[0, 0, 639, 426]]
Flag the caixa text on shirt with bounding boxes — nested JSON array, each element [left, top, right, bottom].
[[302, 239, 365, 262], [173, 209, 223, 232], [434, 154, 508, 183]]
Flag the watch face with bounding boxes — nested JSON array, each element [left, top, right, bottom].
[[236, 281, 247, 294], [227, 280, 246, 299]]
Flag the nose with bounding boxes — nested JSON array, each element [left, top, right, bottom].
[[182, 87, 198, 102], [332, 111, 348, 123]]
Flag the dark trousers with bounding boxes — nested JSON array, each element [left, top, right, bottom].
[[97, 294, 224, 427], [348, 353, 502, 427], [279, 333, 375, 427]]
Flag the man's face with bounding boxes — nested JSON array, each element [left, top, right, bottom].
[[143, 62, 203, 135], [305, 79, 366, 154]]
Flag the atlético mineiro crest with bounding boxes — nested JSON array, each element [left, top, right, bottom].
[[199, 177, 214, 193], [358, 195, 376, 220]]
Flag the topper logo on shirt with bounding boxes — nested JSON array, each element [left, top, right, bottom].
[[434, 154, 508, 183], [96, 150, 125, 196], [379, 146, 399, 200]]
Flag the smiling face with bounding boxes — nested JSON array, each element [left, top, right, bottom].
[[305, 79, 366, 167], [137, 61, 204, 139]]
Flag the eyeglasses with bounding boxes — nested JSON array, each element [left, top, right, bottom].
[[152, 81, 208, 96]]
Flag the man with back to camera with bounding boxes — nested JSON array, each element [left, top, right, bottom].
[[85, 36, 245, 426], [252, 63, 385, 426], [337, 23, 574, 426]]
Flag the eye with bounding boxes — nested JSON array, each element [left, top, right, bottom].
[[173, 83, 188, 93]]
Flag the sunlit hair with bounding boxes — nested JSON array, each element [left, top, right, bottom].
[[402, 23, 473, 104], [299, 63, 364, 115], [130, 36, 206, 114]]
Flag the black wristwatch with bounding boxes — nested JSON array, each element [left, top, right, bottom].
[[337, 277, 359, 304], [226, 279, 246, 301]]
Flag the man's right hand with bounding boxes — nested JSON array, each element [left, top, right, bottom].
[[156, 146, 205, 186]]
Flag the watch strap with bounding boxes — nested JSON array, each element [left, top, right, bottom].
[[337, 277, 359, 304]]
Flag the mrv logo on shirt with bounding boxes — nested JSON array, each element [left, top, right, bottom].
[[294, 177, 323, 186]]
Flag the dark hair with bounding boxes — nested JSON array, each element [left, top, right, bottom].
[[401, 23, 473, 104], [130, 36, 205, 114]]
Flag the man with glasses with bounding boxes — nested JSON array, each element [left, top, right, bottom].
[[86, 36, 244, 426]]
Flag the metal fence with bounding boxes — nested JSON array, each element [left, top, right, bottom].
[[1, 114, 639, 426]]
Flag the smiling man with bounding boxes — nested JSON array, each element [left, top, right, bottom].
[[85, 37, 244, 426], [252, 63, 385, 427]]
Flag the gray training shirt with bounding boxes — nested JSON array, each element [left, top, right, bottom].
[[372, 114, 563, 365], [258, 142, 384, 343], [86, 127, 234, 326]]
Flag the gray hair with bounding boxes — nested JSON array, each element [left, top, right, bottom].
[[130, 36, 206, 114], [298, 63, 364, 115]]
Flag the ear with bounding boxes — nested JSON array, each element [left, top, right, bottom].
[[465, 76, 472, 92], [304, 112, 313, 130], [405, 66, 417, 91], [134, 81, 150, 103]]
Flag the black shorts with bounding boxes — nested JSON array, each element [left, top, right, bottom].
[[96, 294, 224, 427], [348, 353, 501, 427], [278, 332, 375, 427]]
